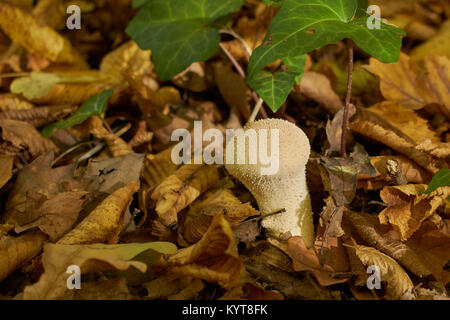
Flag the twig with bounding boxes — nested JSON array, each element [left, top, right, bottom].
[[340, 39, 354, 157], [247, 98, 264, 123], [219, 42, 247, 80]]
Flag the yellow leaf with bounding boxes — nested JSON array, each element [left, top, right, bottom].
[[0, 93, 34, 111], [0, 3, 85, 65], [354, 245, 414, 300], [57, 180, 140, 245], [178, 188, 259, 245], [166, 214, 243, 289], [379, 185, 450, 241], [151, 164, 220, 227], [22, 241, 177, 299], [88, 116, 133, 158], [0, 232, 47, 282], [411, 20, 450, 63], [366, 53, 450, 116]]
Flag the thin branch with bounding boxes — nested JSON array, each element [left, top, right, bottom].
[[219, 42, 247, 80], [340, 40, 354, 157], [247, 98, 264, 123]]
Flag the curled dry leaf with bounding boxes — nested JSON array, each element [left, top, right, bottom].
[[0, 232, 47, 283], [0, 120, 57, 157], [166, 214, 243, 289], [22, 241, 177, 300], [178, 188, 259, 246], [0, 3, 85, 66], [172, 62, 208, 93], [88, 116, 133, 158], [379, 184, 450, 241], [0, 104, 76, 127], [354, 245, 415, 300], [151, 164, 220, 227], [366, 53, 450, 117], [344, 210, 432, 278], [57, 180, 139, 245], [349, 106, 441, 174], [280, 236, 349, 287], [411, 20, 450, 63]]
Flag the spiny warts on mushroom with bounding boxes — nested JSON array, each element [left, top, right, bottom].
[[225, 118, 314, 247]]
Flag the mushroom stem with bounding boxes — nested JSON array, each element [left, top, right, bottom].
[[225, 119, 315, 247]]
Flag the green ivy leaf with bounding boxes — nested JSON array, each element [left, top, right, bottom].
[[42, 89, 113, 137], [424, 169, 450, 194], [248, 0, 405, 112], [126, 0, 244, 81]]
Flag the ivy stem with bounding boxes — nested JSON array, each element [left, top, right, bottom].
[[340, 39, 354, 158]]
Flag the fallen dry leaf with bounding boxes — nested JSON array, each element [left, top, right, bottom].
[[57, 180, 139, 245], [151, 164, 220, 227], [0, 155, 13, 189], [379, 184, 450, 241], [22, 241, 177, 300], [165, 214, 243, 289], [366, 53, 450, 117], [0, 232, 47, 282], [178, 188, 259, 246], [0, 119, 58, 157], [354, 244, 414, 300]]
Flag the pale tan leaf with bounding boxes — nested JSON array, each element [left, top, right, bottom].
[[354, 245, 414, 300]]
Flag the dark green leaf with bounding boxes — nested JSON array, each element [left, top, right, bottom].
[[126, 0, 244, 80], [248, 0, 405, 111], [42, 89, 113, 137], [424, 169, 450, 194]]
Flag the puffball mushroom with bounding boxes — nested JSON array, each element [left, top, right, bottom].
[[225, 118, 315, 247]]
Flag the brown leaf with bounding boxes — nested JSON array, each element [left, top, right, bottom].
[[0, 155, 13, 189], [143, 276, 204, 300], [349, 106, 441, 173], [151, 164, 220, 227], [354, 245, 415, 300], [344, 210, 432, 278], [213, 61, 251, 120], [14, 190, 88, 241], [0, 119, 58, 157], [57, 180, 139, 245], [172, 62, 208, 92], [0, 104, 76, 127], [0, 232, 47, 282], [379, 185, 450, 241], [219, 282, 284, 300], [406, 220, 450, 285], [166, 214, 243, 289], [178, 188, 259, 246]]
